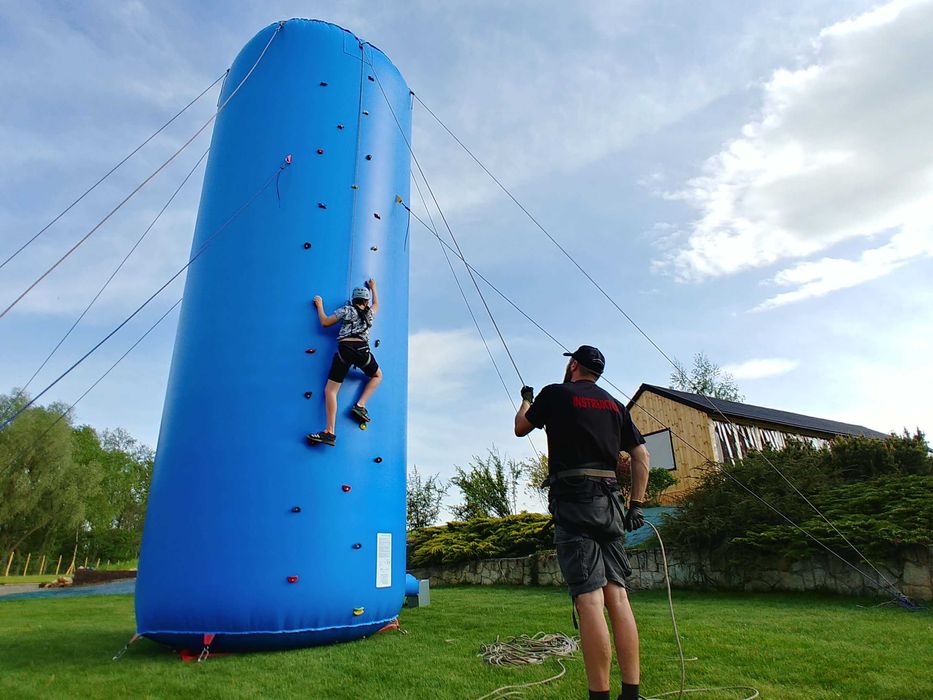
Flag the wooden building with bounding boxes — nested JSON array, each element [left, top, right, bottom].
[[626, 384, 888, 504]]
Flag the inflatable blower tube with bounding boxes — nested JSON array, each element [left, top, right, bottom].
[[135, 18, 412, 651]]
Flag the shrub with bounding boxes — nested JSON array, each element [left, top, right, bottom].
[[407, 512, 553, 568]]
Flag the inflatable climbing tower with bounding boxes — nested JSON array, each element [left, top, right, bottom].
[[135, 19, 412, 651]]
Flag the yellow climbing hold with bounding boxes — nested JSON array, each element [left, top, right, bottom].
[[395, 195, 403, 204], [353, 607, 364, 616], [359, 423, 368, 431]]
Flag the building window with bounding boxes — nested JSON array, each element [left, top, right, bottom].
[[643, 428, 675, 471]]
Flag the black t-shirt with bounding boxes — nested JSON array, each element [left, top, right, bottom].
[[525, 380, 645, 475]]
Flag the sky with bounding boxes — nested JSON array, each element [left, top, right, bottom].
[[2, 0, 931, 517]]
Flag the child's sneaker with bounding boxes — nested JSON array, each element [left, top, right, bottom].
[[306, 431, 336, 446], [351, 405, 371, 423]]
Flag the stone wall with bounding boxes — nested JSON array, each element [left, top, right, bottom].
[[410, 545, 932, 600]]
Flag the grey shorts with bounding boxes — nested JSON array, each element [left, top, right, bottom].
[[551, 482, 632, 597]]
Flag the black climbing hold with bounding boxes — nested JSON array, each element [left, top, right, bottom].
[[352, 543, 362, 549], [304, 391, 313, 399], [303, 242, 312, 250], [351, 184, 359, 190], [316, 148, 324, 155], [305, 348, 317, 354], [373, 212, 381, 220], [337, 123, 344, 129], [367, 75, 374, 82], [365, 154, 372, 161], [320, 81, 328, 87], [374, 457, 383, 464], [292, 506, 301, 513], [318, 202, 327, 209], [374, 339, 381, 348], [362, 110, 369, 116], [370, 246, 378, 252]]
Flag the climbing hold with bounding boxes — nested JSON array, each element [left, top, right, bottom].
[[303, 242, 312, 250], [370, 246, 378, 252], [367, 75, 374, 82], [337, 123, 344, 130], [351, 184, 359, 190], [395, 195, 403, 204], [316, 148, 324, 155], [318, 202, 327, 209], [352, 543, 362, 549], [342, 485, 352, 493], [353, 607, 364, 616], [304, 391, 313, 399], [287, 576, 299, 584], [320, 81, 328, 87], [365, 154, 372, 161], [359, 423, 368, 431], [291, 506, 301, 513], [374, 339, 380, 348], [362, 110, 369, 116], [285, 154, 293, 165], [374, 457, 383, 464], [373, 212, 381, 220], [305, 348, 317, 354]]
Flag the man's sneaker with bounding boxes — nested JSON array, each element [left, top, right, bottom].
[[306, 431, 336, 446], [351, 405, 371, 423]]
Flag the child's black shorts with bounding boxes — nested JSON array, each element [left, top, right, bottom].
[[328, 339, 379, 383]]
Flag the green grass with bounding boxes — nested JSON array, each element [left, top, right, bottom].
[[0, 575, 61, 585], [0, 586, 929, 699]]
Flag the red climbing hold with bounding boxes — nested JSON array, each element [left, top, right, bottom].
[[342, 485, 352, 493], [287, 576, 299, 583], [285, 154, 292, 165], [316, 148, 324, 155], [305, 348, 317, 354]]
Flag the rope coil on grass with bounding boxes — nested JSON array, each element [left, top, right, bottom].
[[476, 632, 579, 700]]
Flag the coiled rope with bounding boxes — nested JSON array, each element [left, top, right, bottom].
[[475, 522, 760, 700]]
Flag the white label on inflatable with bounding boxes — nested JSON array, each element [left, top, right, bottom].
[[376, 532, 392, 588]]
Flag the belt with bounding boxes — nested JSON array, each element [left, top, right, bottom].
[[542, 462, 617, 487]]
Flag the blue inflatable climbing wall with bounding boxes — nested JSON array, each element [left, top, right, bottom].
[[135, 19, 412, 651]]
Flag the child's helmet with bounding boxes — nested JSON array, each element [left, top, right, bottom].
[[351, 286, 371, 303]]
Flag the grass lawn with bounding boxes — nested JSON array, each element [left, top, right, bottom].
[[0, 586, 929, 699], [0, 575, 61, 585]]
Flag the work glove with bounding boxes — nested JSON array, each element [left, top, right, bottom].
[[624, 500, 645, 532], [520, 386, 535, 403]]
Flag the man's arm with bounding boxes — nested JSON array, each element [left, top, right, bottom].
[[628, 443, 650, 503], [313, 296, 339, 327], [367, 278, 379, 316], [514, 385, 536, 437]]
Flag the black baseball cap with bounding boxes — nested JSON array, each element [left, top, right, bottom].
[[563, 345, 605, 375]]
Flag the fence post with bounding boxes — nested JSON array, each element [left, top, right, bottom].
[[82, 555, 88, 569], [55, 555, 63, 575], [95, 557, 101, 569], [3, 551, 13, 577], [38, 555, 47, 576], [22, 552, 32, 576]]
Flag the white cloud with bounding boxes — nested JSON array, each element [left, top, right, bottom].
[[662, 0, 933, 307], [722, 357, 800, 380], [408, 328, 487, 401]]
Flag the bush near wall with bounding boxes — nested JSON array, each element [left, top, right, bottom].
[[407, 513, 553, 568], [660, 432, 933, 562]]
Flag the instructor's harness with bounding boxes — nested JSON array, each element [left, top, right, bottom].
[[543, 462, 627, 535]]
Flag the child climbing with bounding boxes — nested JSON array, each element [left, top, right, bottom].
[[306, 278, 382, 446]]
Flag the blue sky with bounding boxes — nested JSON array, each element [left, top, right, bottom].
[[2, 1, 931, 513]]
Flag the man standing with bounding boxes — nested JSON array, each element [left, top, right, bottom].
[[514, 345, 649, 700]]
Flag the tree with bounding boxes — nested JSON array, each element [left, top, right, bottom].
[[406, 465, 448, 530], [450, 448, 524, 520], [670, 352, 744, 402]]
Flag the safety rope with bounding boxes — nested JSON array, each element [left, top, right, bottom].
[[0, 155, 289, 432], [0, 21, 283, 321], [370, 70, 526, 387], [0, 73, 225, 273], [401, 197, 910, 602], [0, 299, 182, 481], [407, 93, 908, 603], [411, 169, 542, 462], [345, 40, 368, 296], [0, 148, 209, 423]]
